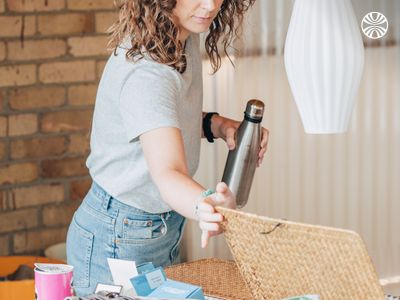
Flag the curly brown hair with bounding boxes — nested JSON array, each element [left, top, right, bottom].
[[108, 0, 256, 73]]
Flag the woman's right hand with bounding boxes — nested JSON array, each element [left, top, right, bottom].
[[197, 182, 236, 248]]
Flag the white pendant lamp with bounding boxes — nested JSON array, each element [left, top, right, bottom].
[[284, 0, 365, 134]]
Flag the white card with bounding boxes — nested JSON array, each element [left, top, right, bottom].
[[107, 258, 138, 296], [94, 283, 122, 294]]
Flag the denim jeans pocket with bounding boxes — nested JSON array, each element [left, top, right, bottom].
[[122, 217, 165, 240], [67, 214, 94, 288]]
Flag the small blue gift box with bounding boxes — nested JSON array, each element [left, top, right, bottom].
[[130, 265, 205, 299], [148, 279, 205, 300]]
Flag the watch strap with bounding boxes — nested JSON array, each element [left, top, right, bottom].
[[203, 112, 219, 143]]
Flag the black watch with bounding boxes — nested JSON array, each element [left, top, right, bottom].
[[202, 112, 219, 143]]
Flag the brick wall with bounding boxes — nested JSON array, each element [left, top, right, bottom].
[[0, 0, 117, 256]]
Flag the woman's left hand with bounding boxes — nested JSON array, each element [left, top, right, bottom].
[[212, 115, 269, 167]]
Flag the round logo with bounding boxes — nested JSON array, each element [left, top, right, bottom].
[[361, 12, 388, 39]]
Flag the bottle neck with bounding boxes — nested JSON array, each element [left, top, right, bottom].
[[244, 113, 263, 123]]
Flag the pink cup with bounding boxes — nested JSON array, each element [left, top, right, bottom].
[[34, 263, 74, 300]]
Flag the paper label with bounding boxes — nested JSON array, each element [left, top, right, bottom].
[[145, 269, 165, 290]]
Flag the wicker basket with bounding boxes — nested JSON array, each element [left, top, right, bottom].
[[215, 206, 385, 300], [165, 258, 251, 299]]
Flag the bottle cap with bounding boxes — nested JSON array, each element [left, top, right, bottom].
[[245, 99, 264, 120]]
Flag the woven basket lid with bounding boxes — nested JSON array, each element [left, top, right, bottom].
[[216, 206, 385, 300]]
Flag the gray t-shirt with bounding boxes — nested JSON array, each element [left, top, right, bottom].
[[86, 34, 203, 213]]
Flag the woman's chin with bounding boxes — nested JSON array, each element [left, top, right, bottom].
[[184, 20, 212, 34]]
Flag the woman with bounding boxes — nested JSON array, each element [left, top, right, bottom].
[[66, 0, 268, 296]]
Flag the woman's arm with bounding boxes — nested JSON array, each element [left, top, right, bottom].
[[141, 127, 204, 220], [140, 126, 235, 247]]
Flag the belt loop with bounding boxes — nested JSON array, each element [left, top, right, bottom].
[[101, 195, 112, 211], [160, 213, 168, 236]]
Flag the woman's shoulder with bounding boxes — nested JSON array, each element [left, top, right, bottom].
[[110, 35, 195, 90], [115, 56, 183, 95], [116, 46, 181, 75]]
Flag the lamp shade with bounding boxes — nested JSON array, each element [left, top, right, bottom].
[[284, 0, 365, 134]]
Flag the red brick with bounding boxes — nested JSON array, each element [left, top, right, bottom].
[[0, 116, 6, 136], [0, 162, 38, 185], [0, 42, 5, 61], [0, 16, 20, 37], [68, 0, 114, 10], [0, 208, 38, 233], [68, 133, 89, 154], [13, 227, 67, 253], [43, 202, 79, 226], [0, 90, 3, 112], [41, 156, 88, 178], [95, 11, 118, 33], [0, 16, 35, 37], [70, 178, 91, 201], [24, 16, 36, 34], [68, 35, 109, 57], [11, 136, 67, 159], [39, 60, 95, 83], [0, 236, 9, 255], [38, 13, 94, 35], [7, 39, 66, 61], [13, 183, 64, 209], [8, 113, 38, 136], [9, 86, 65, 110], [41, 109, 92, 133], [0, 141, 5, 160], [68, 84, 97, 106], [7, 0, 64, 12], [0, 65, 36, 87], [0, 189, 14, 211], [96, 60, 107, 79]]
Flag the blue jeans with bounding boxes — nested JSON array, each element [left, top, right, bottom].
[[66, 182, 186, 296]]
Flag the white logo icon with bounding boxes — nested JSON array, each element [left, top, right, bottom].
[[361, 12, 388, 39]]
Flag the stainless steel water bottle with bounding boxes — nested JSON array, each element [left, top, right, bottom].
[[222, 99, 265, 208]]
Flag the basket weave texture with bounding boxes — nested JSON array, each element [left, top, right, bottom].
[[165, 258, 252, 299], [216, 206, 385, 300]]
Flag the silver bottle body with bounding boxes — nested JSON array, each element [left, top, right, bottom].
[[222, 116, 262, 208]]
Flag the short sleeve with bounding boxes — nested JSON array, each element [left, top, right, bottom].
[[119, 64, 182, 142]]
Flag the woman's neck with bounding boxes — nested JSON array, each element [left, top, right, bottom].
[[179, 29, 190, 43]]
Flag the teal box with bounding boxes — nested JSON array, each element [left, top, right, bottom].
[[130, 267, 167, 296], [148, 279, 205, 300], [136, 262, 155, 274]]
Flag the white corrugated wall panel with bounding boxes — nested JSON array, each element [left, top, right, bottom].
[[182, 0, 400, 286]]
